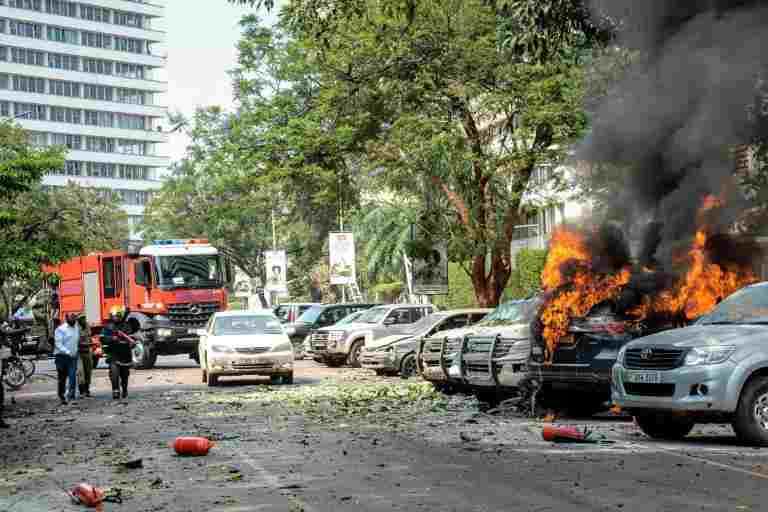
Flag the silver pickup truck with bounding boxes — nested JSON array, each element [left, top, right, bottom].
[[309, 304, 436, 367], [613, 282, 768, 445]]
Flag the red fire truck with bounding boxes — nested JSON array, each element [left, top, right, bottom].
[[45, 239, 232, 369]]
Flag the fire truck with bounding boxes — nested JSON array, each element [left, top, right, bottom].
[[45, 239, 232, 369]]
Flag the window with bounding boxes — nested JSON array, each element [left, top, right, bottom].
[[80, 4, 110, 23], [13, 75, 45, 93], [87, 162, 116, 178], [13, 102, 46, 120], [84, 110, 114, 128], [0, 101, 8, 117], [114, 62, 144, 80], [116, 113, 145, 130], [48, 53, 79, 71], [11, 47, 43, 66], [26, 131, 46, 147], [82, 57, 112, 75], [0, 20, 5, 34], [51, 133, 81, 149], [63, 160, 82, 176], [116, 190, 152, 206], [116, 88, 145, 105], [114, 11, 143, 28], [0, 74, 8, 90], [117, 139, 145, 155], [0, 47, 6, 61], [119, 165, 148, 180], [46, 0, 77, 17], [85, 136, 114, 153], [49, 79, 80, 97], [8, 0, 42, 10], [114, 37, 143, 54], [46, 25, 78, 44], [102, 258, 116, 299], [83, 84, 113, 101], [10, 20, 42, 39], [81, 31, 112, 49], [49, 106, 81, 124]]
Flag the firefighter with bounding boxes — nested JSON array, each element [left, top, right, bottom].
[[101, 306, 134, 400], [76, 314, 93, 398]]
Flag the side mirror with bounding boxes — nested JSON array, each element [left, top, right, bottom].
[[384, 317, 395, 326]]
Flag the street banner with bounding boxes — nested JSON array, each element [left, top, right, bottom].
[[411, 225, 449, 295], [329, 232, 356, 285], [264, 250, 288, 293]]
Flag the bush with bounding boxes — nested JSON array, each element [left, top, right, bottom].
[[503, 248, 546, 301], [433, 263, 477, 309]]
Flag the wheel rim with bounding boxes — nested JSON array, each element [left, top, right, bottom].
[[132, 341, 145, 366], [402, 355, 416, 378], [4, 365, 26, 389], [351, 344, 362, 364], [754, 392, 768, 431]]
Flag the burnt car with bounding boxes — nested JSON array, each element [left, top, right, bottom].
[[528, 303, 675, 415], [418, 299, 538, 395]]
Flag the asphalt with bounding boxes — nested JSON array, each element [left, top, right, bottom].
[[1, 358, 767, 511]]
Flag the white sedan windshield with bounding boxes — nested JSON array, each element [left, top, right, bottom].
[[213, 316, 282, 336]]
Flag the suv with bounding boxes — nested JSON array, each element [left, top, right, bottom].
[[418, 299, 537, 397], [283, 303, 380, 345], [360, 309, 490, 377], [310, 304, 437, 367], [273, 303, 319, 324], [613, 282, 768, 445]]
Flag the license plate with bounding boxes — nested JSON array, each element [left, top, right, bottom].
[[625, 371, 662, 384]]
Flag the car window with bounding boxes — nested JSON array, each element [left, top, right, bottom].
[[213, 315, 282, 336], [297, 306, 324, 324], [443, 314, 470, 330], [387, 308, 413, 325], [697, 285, 768, 324], [317, 309, 338, 327], [358, 307, 390, 324]]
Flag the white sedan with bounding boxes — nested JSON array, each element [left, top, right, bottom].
[[198, 311, 294, 387]]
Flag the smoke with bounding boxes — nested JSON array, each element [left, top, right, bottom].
[[581, 0, 768, 270]]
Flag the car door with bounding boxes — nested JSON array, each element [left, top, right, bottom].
[[199, 316, 214, 370]]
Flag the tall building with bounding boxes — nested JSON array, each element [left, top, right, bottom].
[[0, 0, 168, 239]]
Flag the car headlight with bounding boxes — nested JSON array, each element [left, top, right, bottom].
[[329, 331, 345, 342], [156, 328, 173, 337], [211, 344, 234, 353], [684, 346, 736, 366], [272, 342, 293, 353]]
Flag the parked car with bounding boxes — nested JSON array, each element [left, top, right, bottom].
[[529, 302, 674, 415], [418, 299, 538, 395], [360, 309, 490, 377], [273, 303, 319, 324], [310, 304, 437, 367], [612, 282, 768, 445], [284, 303, 380, 344], [302, 309, 371, 359], [197, 310, 294, 387]]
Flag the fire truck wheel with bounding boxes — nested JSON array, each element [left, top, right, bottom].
[[132, 336, 157, 370]]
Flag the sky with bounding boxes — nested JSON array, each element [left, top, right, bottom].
[[154, 1, 280, 164]]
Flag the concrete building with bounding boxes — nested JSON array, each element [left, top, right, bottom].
[[0, 0, 168, 239]]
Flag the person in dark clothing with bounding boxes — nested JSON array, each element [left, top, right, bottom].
[[101, 306, 135, 400], [76, 314, 93, 398]]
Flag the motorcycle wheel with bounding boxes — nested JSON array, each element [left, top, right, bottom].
[[21, 358, 35, 378], [3, 363, 26, 389]]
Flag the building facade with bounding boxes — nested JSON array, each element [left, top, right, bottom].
[[0, 0, 168, 239]]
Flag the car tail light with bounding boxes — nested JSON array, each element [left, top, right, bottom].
[[591, 322, 626, 334]]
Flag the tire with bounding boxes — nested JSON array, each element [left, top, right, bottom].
[[207, 373, 219, 387], [635, 413, 695, 440], [21, 358, 35, 378], [399, 353, 417, 379], [132, 336, 157, 370], [283, 373, 294, 385], [348, 340, 364, 368], [326, 359, 345, 368], [270, 375, 281, 385], [3, 363, 26, 389], [733, 376, 768, 446]]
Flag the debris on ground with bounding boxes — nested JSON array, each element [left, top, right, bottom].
[[172, 437, 215, 456]]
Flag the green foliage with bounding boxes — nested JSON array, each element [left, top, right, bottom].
[[503, 248, 546, 300], [357, 203, 417, 280], [433, 263, 478, 309]]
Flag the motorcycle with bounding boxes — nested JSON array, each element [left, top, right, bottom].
[[1, 323, 35, 390]]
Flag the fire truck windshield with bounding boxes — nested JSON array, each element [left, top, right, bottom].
[[155, 255, 223, 289]]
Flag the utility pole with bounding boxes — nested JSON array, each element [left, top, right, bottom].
[[271, 208, 277, 250]]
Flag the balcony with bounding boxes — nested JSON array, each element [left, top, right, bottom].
[[0, 61, 167, 93], [0, 89, 166, 117], [0, 6, 165, 42], [17, 119, 169, 143], [67, 149, 169, 167], [43, 173, 163, 191]]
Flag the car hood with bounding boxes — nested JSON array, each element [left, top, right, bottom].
[[366, 333, 414, 350], [628, 324, 768, 349], [207, 334, 286, 348], [315, 322, 376, 333]]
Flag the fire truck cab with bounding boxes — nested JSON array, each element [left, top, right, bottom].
[[47, 239, 231, 369]]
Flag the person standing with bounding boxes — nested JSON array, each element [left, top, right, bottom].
[[101, 306, 134, 400], [54, 313, 79, 405], [76, 314, 93, 398]]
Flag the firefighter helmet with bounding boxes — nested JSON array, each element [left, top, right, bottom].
[[109, 305, 126, 321]]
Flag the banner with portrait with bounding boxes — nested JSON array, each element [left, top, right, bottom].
[[411, 226, 449, 295], [329, 232, 356, 285], [264, 250, 287, 293]]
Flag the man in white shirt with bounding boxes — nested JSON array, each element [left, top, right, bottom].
[[54, 314, 79, 404]]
